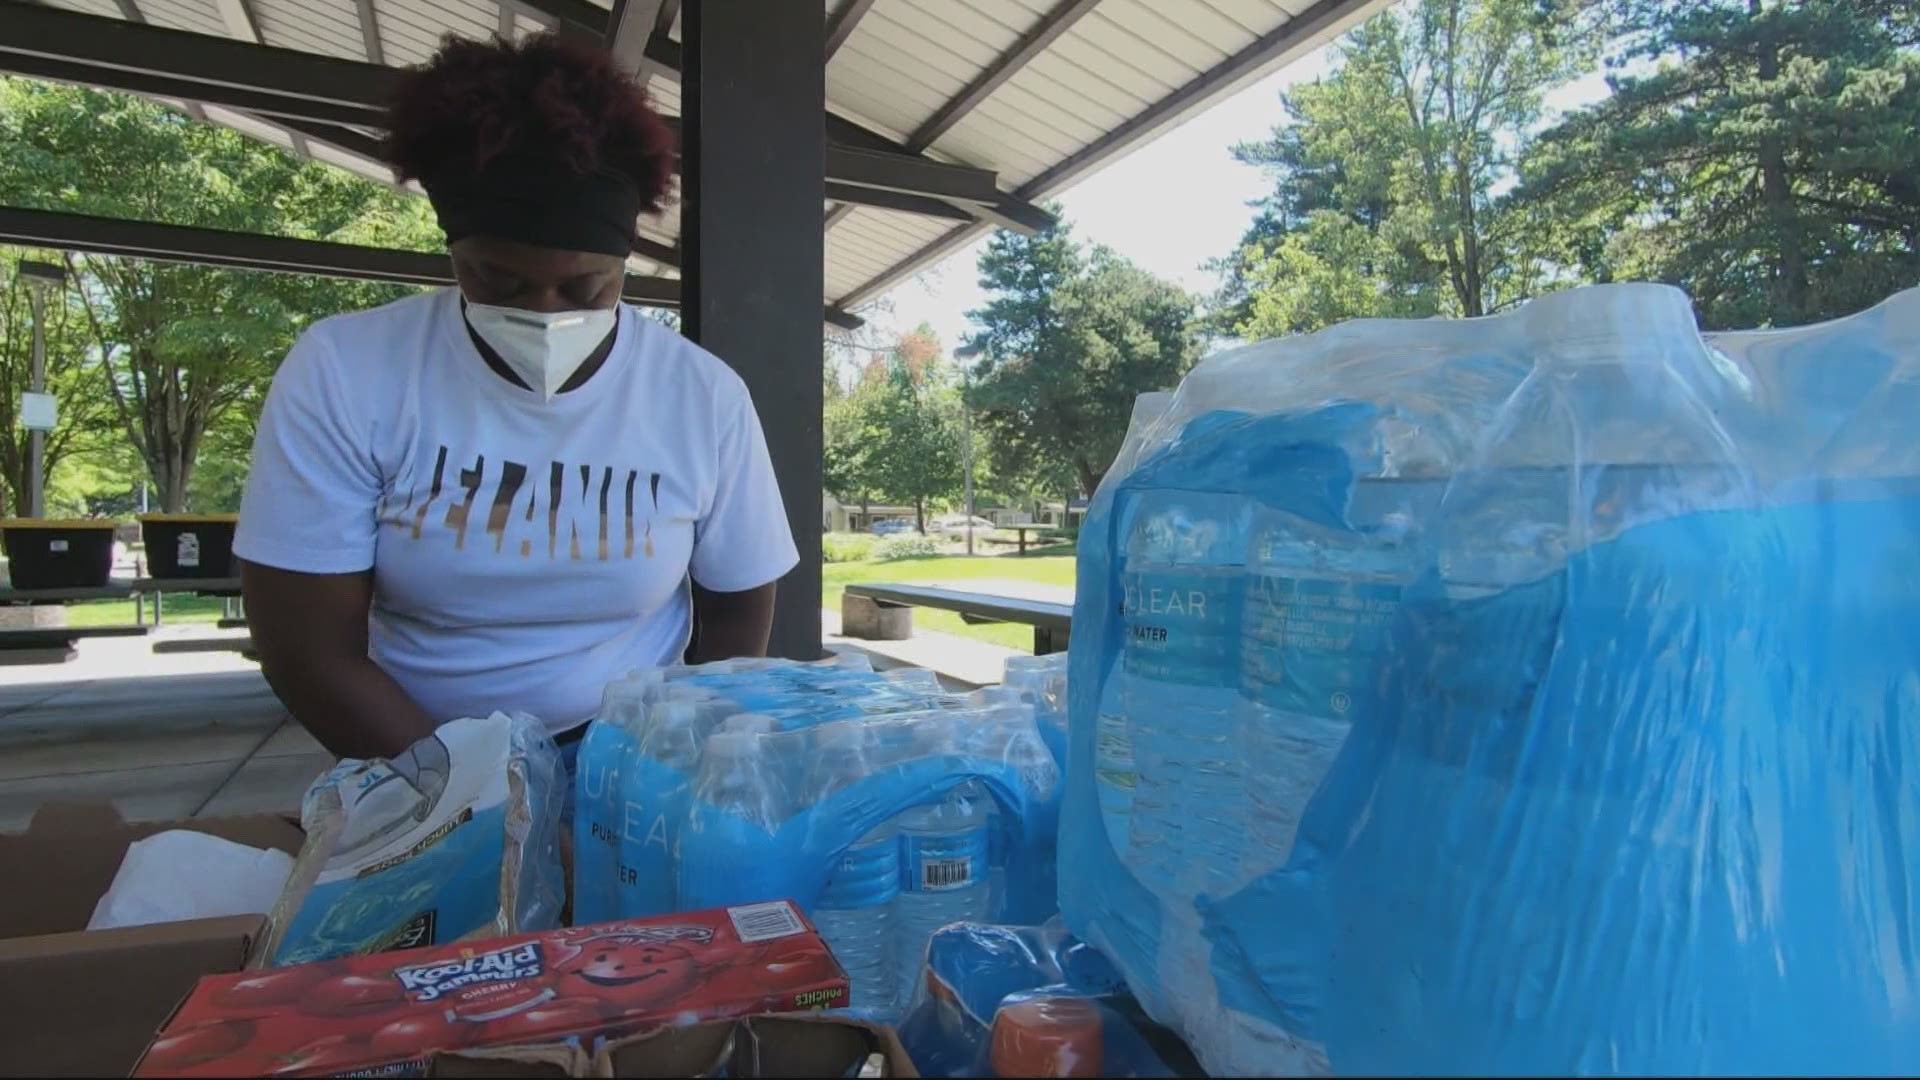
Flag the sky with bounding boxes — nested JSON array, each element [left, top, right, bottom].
[[861, 46, 1337, 351], [857, 42, 1616, 353]]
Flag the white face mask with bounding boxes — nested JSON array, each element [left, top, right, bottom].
[[463, 300, 617, 401]]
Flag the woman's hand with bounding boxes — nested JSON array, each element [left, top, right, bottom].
[[242, 559, 438, 760]]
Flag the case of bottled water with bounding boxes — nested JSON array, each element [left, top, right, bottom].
[[573, 654, 1063, 1013], [1062, 283, 1920, 1075]]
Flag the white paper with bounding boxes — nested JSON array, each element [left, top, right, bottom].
[[87, 829, 295, 931], [19, 392, 56, 432]]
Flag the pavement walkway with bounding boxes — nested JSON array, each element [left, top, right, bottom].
[[0, 601, 1033, 831]]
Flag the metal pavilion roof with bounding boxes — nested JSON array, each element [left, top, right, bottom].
[[3, 0, 1386, 318]]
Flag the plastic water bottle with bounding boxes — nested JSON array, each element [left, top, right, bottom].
[[1121, 491, 1248, 897], [893, 719, 991, 1004], [694, 730, 786, 830], [1238, 498, 1422, 879], [617, 699, 708, 916], [808, 724, 899, 1009]]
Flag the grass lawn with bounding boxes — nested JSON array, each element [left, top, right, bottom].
[[64, 594, 228, 628], [824, 550, 1076, 651]]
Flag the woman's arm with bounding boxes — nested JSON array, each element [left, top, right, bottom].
[[687, 580, 777, 663], [242, 560, 437, 760]]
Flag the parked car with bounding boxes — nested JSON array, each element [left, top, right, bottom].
[[931, 514, 996, 536], [869, 519, 915, 535]]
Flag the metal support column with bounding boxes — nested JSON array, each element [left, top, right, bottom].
[[25, 287, 45, 519], [681, 1, 826, 660]]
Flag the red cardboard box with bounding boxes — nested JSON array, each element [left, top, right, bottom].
[[134, 901, 847, 1077]]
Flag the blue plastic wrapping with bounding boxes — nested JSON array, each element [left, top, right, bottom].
[[264, 712, 565, 965], [572, 656, 1064, 1013], [897, 919, 1178, 1078], [1061, 283, 1920, 1074]]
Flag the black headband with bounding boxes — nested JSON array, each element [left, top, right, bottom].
[[425, 153, 642, 257]]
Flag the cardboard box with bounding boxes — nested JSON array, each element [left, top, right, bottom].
[[0, 801, 305, 1077], [595, 1014, 919, 1078], [135, 902, 850, 1077]]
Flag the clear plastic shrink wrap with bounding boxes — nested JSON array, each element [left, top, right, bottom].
[[573, 655, 1064, 1011], [1060, 282, 1920, 1075]]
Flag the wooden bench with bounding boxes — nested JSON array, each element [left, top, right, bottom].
[[842, 583, 1072, 654], [0, 623, 150, 665], [0, 577, 246, 664]]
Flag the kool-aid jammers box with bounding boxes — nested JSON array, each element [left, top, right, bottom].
[[134, 901, 847, 1077]]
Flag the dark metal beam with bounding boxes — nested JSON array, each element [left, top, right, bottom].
[[904, 0, 1101, 153], [107, 0, 206, 123], [212, 0, 311, 159], [823, 204, 857, 230], [833, 0, 1380, 308], [0, 3, 1046, 230], [822, 182, 974, 223], [824, 308, 864, 332], [0, 204, 680, 305], [682, 0, 825, 659], [824, 0, 876, 61], [824, 144, 1000, 206], [0, 0, 396, 127]]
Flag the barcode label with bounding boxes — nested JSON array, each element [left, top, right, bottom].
[[920, 858, 973, 891], [728, 900, 805, 943]]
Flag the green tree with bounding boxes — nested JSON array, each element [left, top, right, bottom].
[[1221, 0, 1594, 338], [969, 222, 1201, 497], [822, 355, 877, 516], [850, 326, 962, 533], [0, 248, 121, 515], [1520, 0, 1920, 328], [0, 79, 438, 510]]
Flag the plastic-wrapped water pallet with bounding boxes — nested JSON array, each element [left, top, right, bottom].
[[1061, 283, 1920, 1075]]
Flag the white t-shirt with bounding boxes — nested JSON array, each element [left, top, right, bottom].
[[235, 290, 798, 734]]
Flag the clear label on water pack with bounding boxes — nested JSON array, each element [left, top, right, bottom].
[[1121, 567, 1244, 686], [900, 831, 986, 893], [1243, 573, 1402, 718]]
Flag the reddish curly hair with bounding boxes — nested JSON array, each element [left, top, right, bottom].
[[384, 32, 676, 214]]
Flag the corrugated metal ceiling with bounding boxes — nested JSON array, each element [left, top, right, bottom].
[[28, 0, 1387, 310]]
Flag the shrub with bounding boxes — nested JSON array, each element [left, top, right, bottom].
[[822, 532, 879, 563], [874, 533, 939, 560]]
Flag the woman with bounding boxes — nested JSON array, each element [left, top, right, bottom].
[[236, 33, 797, 763]]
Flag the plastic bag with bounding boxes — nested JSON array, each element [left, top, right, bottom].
[[897, 919, 1177, 1078], [87, 830, 294, 930], [1062, 283, 1920, 1074], [263, 712, 564, 965]]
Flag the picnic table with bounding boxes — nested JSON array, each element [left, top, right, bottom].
[[0, 576, 246, 663], [842, 582, 1072, 654]]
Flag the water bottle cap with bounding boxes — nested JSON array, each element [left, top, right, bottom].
[[721, 713, 778, 735], [813, 721, 867, 751], [703, 730, 758, 760], [650, 700, 701, 730]]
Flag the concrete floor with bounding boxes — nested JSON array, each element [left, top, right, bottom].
[[0, 615, 1010, 833], [0, 639, 330, 831]]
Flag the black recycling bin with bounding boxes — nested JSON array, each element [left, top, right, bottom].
[[1, 519, 118, 589], [138, 514, 240, 579]]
